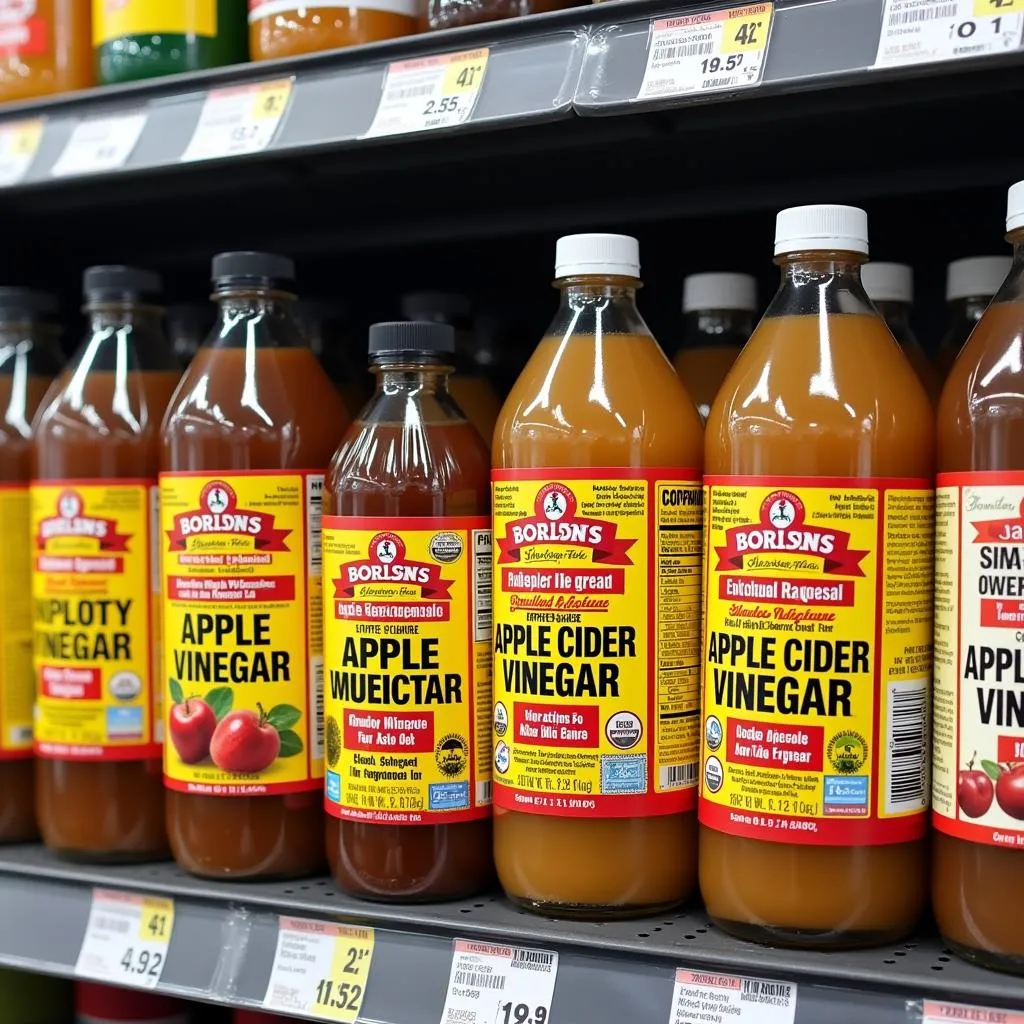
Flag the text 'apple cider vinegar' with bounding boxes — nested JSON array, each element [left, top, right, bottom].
[[32, 266, 179, 862], [933, 181, 1024, 975], [701, 206, 934, 947], [322, 321, 494, 901], [492, 233, 704, 918], [160, 252, 349, 880]]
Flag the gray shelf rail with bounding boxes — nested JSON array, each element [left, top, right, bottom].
[[0, 0, 1020, 189], [0, 845, 1019, 1023]]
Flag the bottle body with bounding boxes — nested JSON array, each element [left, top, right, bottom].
[[937, 297, 992, 382], [249, 2, 416, 60], [422, 0, 581, 32], [324, 341, 494, 900], [872, 300, 941, 406], [0, 310, 62, 842], [673, 308, 753, 422], [161, 283, 349, 879], [700, 246, 933, 947], [32, 300, 177, 861], [492, 270, 704, 917], [95, 0, 247, 85], [933, 239, 1024, 973], [0, 0, 92, 104]]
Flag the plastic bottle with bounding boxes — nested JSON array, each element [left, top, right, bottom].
[[0, 0, 92, 103], [492, 233, 704, 917], [936, 256, 1011, 380], [673, 272, 756, 422], [161, 251, 349, 879], [861, 261, 941, 405], [323, 320, 494, 900], [932, 181, 1024, 974], [32, 266, 177, 862], [701, 206, 933, 947]]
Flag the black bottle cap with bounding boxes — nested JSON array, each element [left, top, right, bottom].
[[83, 265, 162, 302], [369, 321, 455, 356], [0, 287, 58, 319], [211, 251, 295, 286]]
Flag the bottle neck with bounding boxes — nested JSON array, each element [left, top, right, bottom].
[[371, 358, 453, 397], [212, 288, 300, 349], [87, 303, 163, 334], [74, 302, 175, 375], [871, 299, 911, 329], [681, 309, 754, 347], [765, 253, 874, 319], [549, 276, 649, 338]]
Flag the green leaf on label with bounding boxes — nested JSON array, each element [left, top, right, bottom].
[[982, 759, 1003, 781], [169, 678, 184, 706], [277, 730, 304, 758], [266, 704, 302, 731], [205, 687, 234, 721]]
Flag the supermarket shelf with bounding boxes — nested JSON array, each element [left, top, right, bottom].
[[0, 0, 1021, 195], [0, 845, 1018, 1022]]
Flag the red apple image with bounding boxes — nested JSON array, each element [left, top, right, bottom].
[[957, 766, 994, 819], [169, 698, 216, 764], [210, 706, 280, 774], [995, 763, 1024, 820]]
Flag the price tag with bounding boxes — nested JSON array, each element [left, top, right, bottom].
[[637, 3, 773, 100], [264, 916, 375, 1021], [75, 889, 174, 989], [0, 118, 43, 187], [668, 970, 796, 1024], [874, 0, 1024, 67], [52, 112, 146, 178], [364, 48, 489, 138], [923, 1000, 1023, 1024], [182, 78, 294, 163], [440, 940, 557, 1024]]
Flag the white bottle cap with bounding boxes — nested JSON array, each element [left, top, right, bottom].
[[774, 204, 869, 256], [1008, 179, 1024, 232], [555, 233, 639, 279], [682, 272, 757, 313], [945, 256, 1011, 301], [861, 262, 913, 305]]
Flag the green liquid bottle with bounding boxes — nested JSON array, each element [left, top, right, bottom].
[[94, 0, 248, 85]]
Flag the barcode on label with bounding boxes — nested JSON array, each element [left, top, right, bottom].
[[311, 658, 324, 760], [454, 970, 505, 989], [477, 779, 492, 805], [306, 475, 324, 575], [660, 762, 697, 788], [512, 949, 555, 967], [391, 84, 433, 100], [652, 40, 715, 61], [9, 725, 31, 743], [473, 529, 493, 642], [886, 679, 928, 813], [741, 979, 793, 998], [94, 915, 130, 934], [887, 2, 957, 24]]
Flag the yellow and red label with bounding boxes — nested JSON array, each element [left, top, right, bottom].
[[322, 516, 492, 824], [700, 477, 933, 845], [0, 2, 50, 57], [934, 472, 1024, 848], [160, 471, 323, 796], [0, 485, 35, 758], [93, 0, 217, 45], [31, 480, 159, 761], [492, 469, 702, 817]]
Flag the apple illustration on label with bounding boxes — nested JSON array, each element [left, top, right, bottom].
[[957, 753, 994, 819], [995, 762, 1024, 820], [169, 697, 216, 764], [210, 705, 282, 774]]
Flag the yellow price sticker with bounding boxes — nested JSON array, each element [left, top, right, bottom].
[[974, 0, 1023, 14], [721, 3, 773, 53], [251, 79, 294, 121], [441, 49, 489, 94], [137, 896, 174, 944], [4, 118, 43, 157], [313, 926, 375, 1022]]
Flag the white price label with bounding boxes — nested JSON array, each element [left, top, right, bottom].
[[924, 1000, 1024, 1024], [75, 889, 174, 989], [52, 113, 146, 178], [364, 48, 489, 138], [669, 970, 796, 1024], [441, 940, 557, 1024], [0, 118, 43, 187], [638, 3, 773, 100], [264, 916, 375, 1021], [182, 78, 293, 163], [874, 0, 1024, 67]]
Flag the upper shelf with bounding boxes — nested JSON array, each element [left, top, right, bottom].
[[0, 844, 1020, 1024], [0, 0, 1021, 194]]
